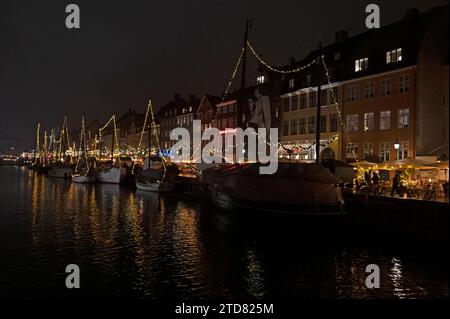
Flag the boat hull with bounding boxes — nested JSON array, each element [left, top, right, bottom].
[[96, 167, 127, 184], [72, 175, 96, 184]]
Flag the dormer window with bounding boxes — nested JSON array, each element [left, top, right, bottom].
[[334, 52, 341, 61], [289, 78, 295, 89], [256, 75, 265, 84], [386, 48, 402, 64], [355, 57, 368, 72], [306, 75, 311, 87]]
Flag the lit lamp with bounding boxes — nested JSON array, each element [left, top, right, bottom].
[[394, 139, 400, 160]]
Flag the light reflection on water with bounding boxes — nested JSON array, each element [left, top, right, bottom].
[[0, 166, 448, 298]]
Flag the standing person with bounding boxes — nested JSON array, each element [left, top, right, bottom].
[[391, 173, 401, 197], [372, 171, 380, 195]]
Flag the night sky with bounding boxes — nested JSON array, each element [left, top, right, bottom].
[[0, 0, 447, 148]]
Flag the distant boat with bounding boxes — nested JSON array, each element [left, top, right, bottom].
[[71, 115, 96, 184], [134, 100, 176, 192], [200, 162, 345, 215]]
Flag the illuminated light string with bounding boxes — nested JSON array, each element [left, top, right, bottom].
[[320, 55, 358, 162], [247, 41, 319, 74], [221, 46, 245, 103]]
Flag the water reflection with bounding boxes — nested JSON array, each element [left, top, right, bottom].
[[0, 166, 448, 298]]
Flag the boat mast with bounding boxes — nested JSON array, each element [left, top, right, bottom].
[[237, 18, 251, 128], [35, 123, 40, 165], [111, 117, 115, 163], [315, 42, 322, 165]]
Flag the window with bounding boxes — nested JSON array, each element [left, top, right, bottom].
[[355, 57, 368, 72], [386, 48, 402, 64], [380, 111, 391, 130], [282, 121, 289, 136], [334, 52, 341, 61], [290, 119, 298, 135], [289, 78, 295, 89], [291, 95, 298, 111], [299, 118, 306, 134], [346, 114, 359, 132], [398, 108, 409, 128], [306, 75, 311, 86], [309, 92, 317, 108], [308, 117, 316, 134], [381, 79, 391, 96], [300, 94, 307, 109], [320, 115, 327, 133], [256, 75, 265, 84], [347, 85, 359, 102], [379, 142, 390, 161], [329, 114, 338, 132], [398, 141, 408, 160], [283, 97, 290, 112], [363, 112, 374, 131], [320, 89, 327, 106], [399, 75, 410, 93], [364, 81, 374, 98], [363, 143, 374, 159], [346, 143, 358, 158]]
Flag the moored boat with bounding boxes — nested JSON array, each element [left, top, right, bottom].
[[48, 165, 73, 178], [96, 166, 127, 184], [72, 173, 96, 184], [200, 162, 345, 215]]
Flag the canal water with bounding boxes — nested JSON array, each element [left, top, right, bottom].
[[0, 166, 448, 298]]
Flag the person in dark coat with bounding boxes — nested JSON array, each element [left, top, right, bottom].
[[391, 173, 401, 197], [372, 172, 380, 195]]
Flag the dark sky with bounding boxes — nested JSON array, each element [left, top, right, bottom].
[[0, 0, 447, 147]]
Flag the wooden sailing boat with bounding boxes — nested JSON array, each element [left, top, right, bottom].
[[135, 100, 175, 192], [72, 115, 96, 183], [96, 115, 127, 184], [48, 115, 73, 178]]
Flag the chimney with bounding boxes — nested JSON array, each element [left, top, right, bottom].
[[188, 94, 196, 103], [404, 8, 419, 21], [335, 30, 348, 43], [174, 93, 181, 101]]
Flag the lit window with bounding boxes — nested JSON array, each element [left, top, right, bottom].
[[386, 48, 402, 64], [355, 57, 368, 72], [379, 142, 391, 161], [396, 141, 408, 160], [363, 112, 374, 131], [346, 114, 359, 132], [363, 143, 373, 159], [380, 111, 391, 130], [346, 143, 358, 158], [256, 75, 265, 84], [398, 108, 409, 128]]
